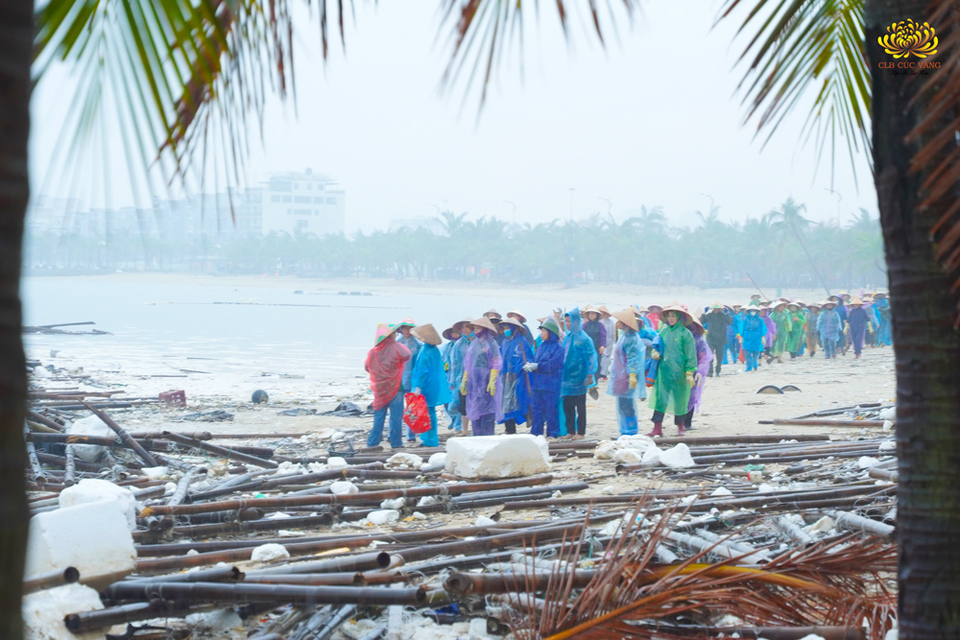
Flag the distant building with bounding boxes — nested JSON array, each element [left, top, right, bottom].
[[260, 169, 346, 237]]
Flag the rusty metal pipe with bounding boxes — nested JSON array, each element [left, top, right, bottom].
[[64, 601, 217, 633], [159, 431, 278, 469], [444, 570, 596, 596], [103, 582, 426, 607], [23, 567, 80, 594], [82, 401, 159, 467], [243, 572, 365, 586]]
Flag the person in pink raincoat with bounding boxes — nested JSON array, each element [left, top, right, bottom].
[[364, 324, 411, 449]]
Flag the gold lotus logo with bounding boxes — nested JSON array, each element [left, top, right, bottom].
[[878, 19, 938, 58]]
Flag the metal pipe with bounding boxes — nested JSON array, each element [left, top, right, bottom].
[[444, 570, 596, 596], [64, 600, 217, 633], [831, 510, 896, 538], [775, 516, 815, 545], [22, 567, 79, 594], [243, 573, 365, 586], [102, 582, 427, 607], [159, 431, 278, 469], [82, 401, 159, 467]]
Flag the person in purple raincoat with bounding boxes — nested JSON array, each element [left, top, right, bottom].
[[760, 306, 776, 364], [680, 316, 714, 431], [460, 317, 503, 436]]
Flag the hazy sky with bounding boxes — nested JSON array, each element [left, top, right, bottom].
[[29, 0, 877, 234]]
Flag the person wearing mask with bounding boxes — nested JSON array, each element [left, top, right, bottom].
[[440, 325, 462, 431], [395, 317, 421, 442], [680, 316, 714, 432], [448, 317, 474, 434], [410, 324, 452, 447], [523, 317, 564, 438], [497, 316, 533, 434], [770, 300, 793, 363], [506, 310, 536, 348], [817, 300, 843, 359], [647, 304, 697, 437], [606, 309, 656, 436], [700, 303, 732, 376], [846, 297, 869, 359], [559, 308, 598, 440], [364, 324, 411, 449], [461, 317, 502, 436], [740, 305, 767, 372], [581, 305, 607, 399]]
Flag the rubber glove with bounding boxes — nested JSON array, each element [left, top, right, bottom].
[[629, 373, 637, 389], [694, 372, 703, 386], [487, 369, 499, 396], [651, 350, 661, 360], [584, 375, 594, 387], [444, 361, 450, 371], [685, 371, 695, 387], [523, 362, 538, 372], [460, 371, 468, 395]]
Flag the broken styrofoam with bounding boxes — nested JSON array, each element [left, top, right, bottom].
[[427, 452, 447, 467], [806, 515, 835, 533], [616, 434, 656, 450], [475, 515, 497, 526], [184, 609, 244, 635], [250, 543, 289, 563], [366, 509, 400, 525], [141, 466, 171, 480], [611, 448, 643, 464], [330, 481, 359, 495], [641, 447, 662, 467], [385, 452, 423, 469], [858, 456, 881, 469], [711, 486, 733, 497], [326, 457, 348, 469], [66, 415, 114, 463], [22, 583, 109, 640], [878, 440, 896, 453], [25, 501, 136, 590], [380, 498, 406, 510], [659, 443, 696, 469], [445, 434, 549, 479], [59, 479, 138, 530], [594, 440, 620, 460], [879, 407, 896, 421]]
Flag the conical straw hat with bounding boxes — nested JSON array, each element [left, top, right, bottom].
[[411, 323, 442, 346], [611, 308, 639, 331], [470, 317, 499, 334], [374, 323, 396, 345]]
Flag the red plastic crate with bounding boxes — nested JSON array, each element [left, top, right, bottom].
[[159, 390, 186, 407]]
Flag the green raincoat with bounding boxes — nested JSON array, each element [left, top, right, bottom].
[[647, 322, 697, 416], [771, 310, 793, 357], [786, 309, 806, 353]]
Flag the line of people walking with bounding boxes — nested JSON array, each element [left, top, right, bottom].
[[363, 303, 725, 448]]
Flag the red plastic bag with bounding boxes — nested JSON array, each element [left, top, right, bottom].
[[403, 393, 432, 434]]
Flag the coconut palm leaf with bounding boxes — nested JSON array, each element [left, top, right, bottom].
[[719, 0, 871, 184], [909, 1, 960, 323], [437, 0, 641, 110]]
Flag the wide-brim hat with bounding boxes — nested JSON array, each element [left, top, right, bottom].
[[630, 304, 647, 315], [828, 294, 841, 301], [874, 291, 888, 299], [821, 301, 837, 308], [396, 317, 416, 328], [788, 300, 803, 308], [849, 297, 864, 306], [582, 304, 601, 317], [611, 308, 639, 331], [686, 315, 705, 337], [375, 323, 396, 345], [470, 317, 499, 333], [806, 301, 821, 309], [412, 323, 442, 346], [660, 303, 686, 315], [506, 309, 527, 322], [452, 316, 473, 332], [498, 316, 525, 330], [596, 305, 612, 318], [484, 308, 502, 319], [647, 304, 663, 312], [773, 300, 788, 310], [711, 302, 724, 310], [441, 326, 459, 341]]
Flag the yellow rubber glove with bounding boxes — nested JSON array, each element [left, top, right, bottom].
[[629, 373, 637, 389], [651, 350, 661, 360], [487, 369, 499, 396], [444, 361, 450, 371], [460, 371, 468, 395], [685, 371, 695, 388]]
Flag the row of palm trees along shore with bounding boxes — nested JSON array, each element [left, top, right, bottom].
[[23, 198, 883, 289]]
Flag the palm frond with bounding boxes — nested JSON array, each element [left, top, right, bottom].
[[719, 0, 871, 186], [503, 502, 896, 640], [908, 0, 960, 324], [34, 0, 350, 214], [437, 0, 641, 112]]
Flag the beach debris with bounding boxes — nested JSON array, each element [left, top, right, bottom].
[[252, 389, 270, 404], [445, 434, 550, 478]]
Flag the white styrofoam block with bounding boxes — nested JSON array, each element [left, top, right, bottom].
[[616, 434, 656, 450], [711, 486, 733, 497], [250, 544, 289, 563], [66, 415, 114, 463], [330, 481, 359, 495], [22, 583, 108, 640], [659, 443, 696, 469], [326, 456, 348, 469], [366, 509, 400, 525], [594, 440, 619, 460], [59, 479, 137, 530], [640, 447, 662, 467], [427, 452, 447, 467], [385, 452, 423, 468], [879, 407, 896, 421], [26, 501, 136, 590], [444, 434, 549, 479], [611, 448, 643, 464], [858, 456, 881, 468], [380, 498, 405, 510]]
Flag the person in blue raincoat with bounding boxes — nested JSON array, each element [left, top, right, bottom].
[[606, 308, 657, 436], [506, 310, 536, 348], [873, 292, 892, 346], [523, 317, 564, 437], [740, 305, 767, 372], [497, 316, 533, 434], [560, 308, 598, 440], [440, 324, 462, 431], [410, 324, 452, 447], [395, 317, 420, 441], [448, 318, 474, 433]]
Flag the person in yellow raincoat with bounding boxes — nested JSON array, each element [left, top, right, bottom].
[[647, 304, 697, 437]]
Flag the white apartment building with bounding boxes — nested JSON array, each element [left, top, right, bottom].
[[260, 168, 346, 237]]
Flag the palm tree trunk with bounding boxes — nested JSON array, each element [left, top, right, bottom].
[[867, 1, 960, 638], [0, 1, 33, 637]]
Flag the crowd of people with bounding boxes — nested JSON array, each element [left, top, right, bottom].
[[363, 290, 891, 448]]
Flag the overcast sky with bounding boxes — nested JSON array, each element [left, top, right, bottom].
[[29, 0, 877, 234]]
